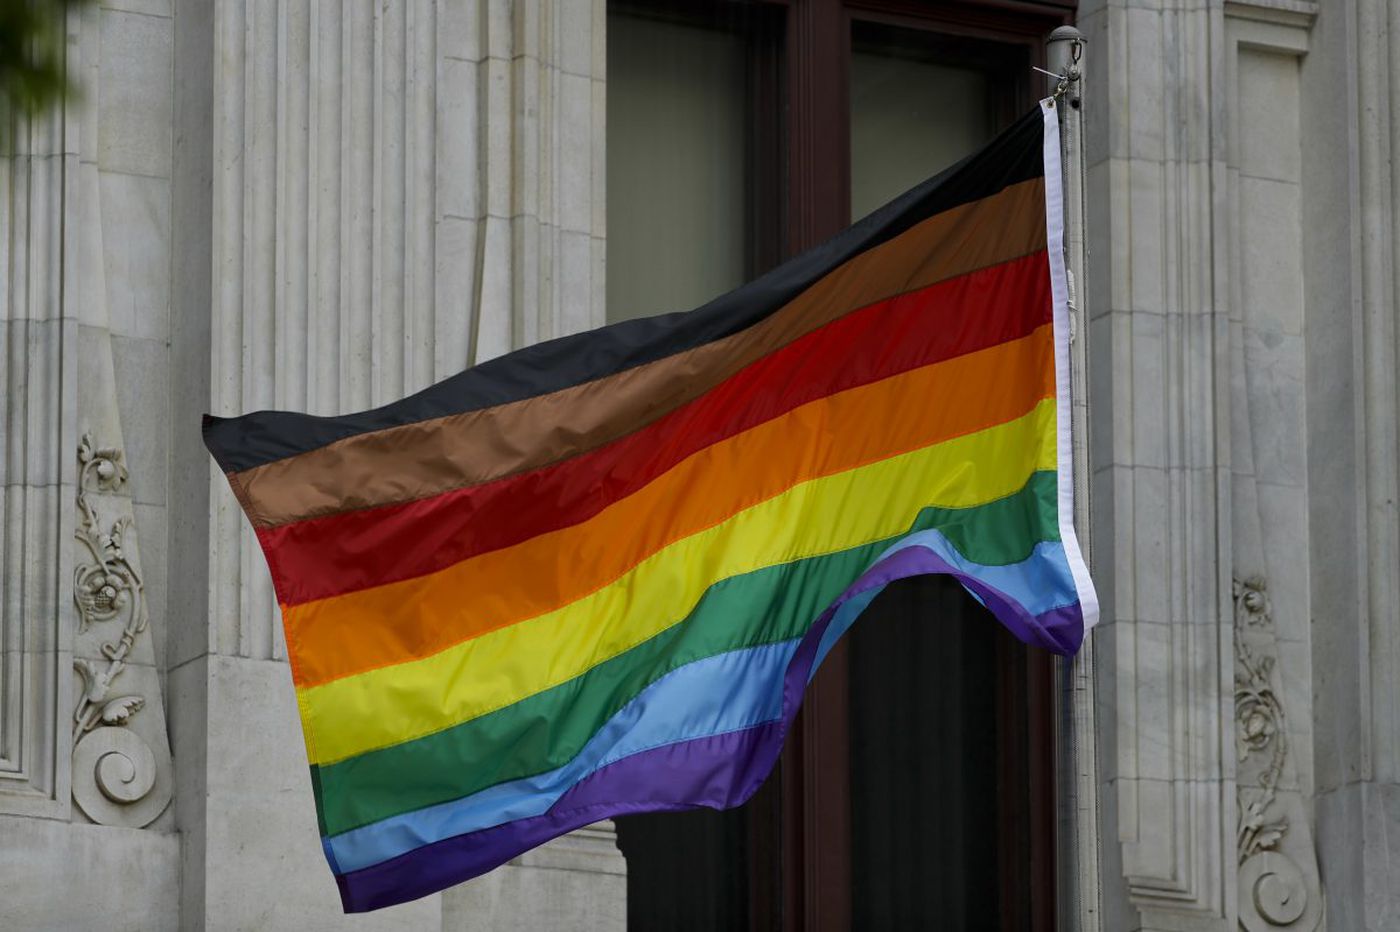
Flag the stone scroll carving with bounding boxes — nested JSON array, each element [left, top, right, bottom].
[[70, 434, 172, 828], [1232, 578, 1321, 931]]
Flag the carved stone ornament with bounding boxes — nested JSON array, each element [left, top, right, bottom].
[[1232, 578, 1321, 931], [70, 434, 172, 828], [74, 434, 136, 634]]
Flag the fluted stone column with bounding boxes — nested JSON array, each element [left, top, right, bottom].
[[170, 1, 619, 928]]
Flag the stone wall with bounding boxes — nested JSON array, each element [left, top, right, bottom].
[[1081, 0, 1400, 927], [2, 0, 1397, 930], [1, 2, 623, 929]]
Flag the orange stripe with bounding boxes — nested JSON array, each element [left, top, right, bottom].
[[283, 326, 1056, 688]]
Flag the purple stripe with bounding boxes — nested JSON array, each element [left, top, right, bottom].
[[337, 720, 786, 912], [335, 545, 1082, 912]]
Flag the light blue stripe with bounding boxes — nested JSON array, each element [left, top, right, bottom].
[[326, 638, 799, 873], [892, 532, 1076, 613], [809, 532, 1077, 673]]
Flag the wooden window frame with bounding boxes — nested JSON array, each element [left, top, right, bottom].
[[774, 4, 1069, 930]]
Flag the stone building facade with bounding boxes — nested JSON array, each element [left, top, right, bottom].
[[0, 0, 1395, 929]]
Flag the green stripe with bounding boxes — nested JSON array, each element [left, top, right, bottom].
[[311, 470, 1059, 837]]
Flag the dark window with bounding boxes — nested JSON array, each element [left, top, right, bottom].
[[606, 2, 784, 323]]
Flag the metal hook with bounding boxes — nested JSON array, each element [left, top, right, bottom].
[[1032, 65, 1072, 100]]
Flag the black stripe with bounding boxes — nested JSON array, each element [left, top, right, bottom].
[[204, 106, 1044, 473]]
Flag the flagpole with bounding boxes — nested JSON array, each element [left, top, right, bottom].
[[1046, 25, 1103, 932]]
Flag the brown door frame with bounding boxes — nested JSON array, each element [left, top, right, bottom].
[[780, 2, 852, 928]]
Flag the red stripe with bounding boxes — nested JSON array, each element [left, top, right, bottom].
[[261, 250, 1051, 606]]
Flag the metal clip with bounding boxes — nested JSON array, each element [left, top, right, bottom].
[[1032, 65, 1074, 101]]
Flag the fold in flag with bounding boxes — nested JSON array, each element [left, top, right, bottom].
[[203, 99, 1097, 912]]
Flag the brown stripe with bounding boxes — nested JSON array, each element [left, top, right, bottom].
[[235, 178, 1046, 528]]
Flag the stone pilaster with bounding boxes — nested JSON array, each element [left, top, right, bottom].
[[169, 2, 620, 928], [1301, 0, 1400, 925], [1080, 0, 1324, 928], [0, 37, 75, 826], [1080, 0, 1238, 924], [0, 2, 183, 926]]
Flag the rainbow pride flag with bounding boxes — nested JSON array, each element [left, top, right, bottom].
[[203, 100, 1096, 912]]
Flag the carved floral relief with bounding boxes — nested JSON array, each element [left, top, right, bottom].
[[70, 434, 172, 828], [1233, 578, 1321, 931]]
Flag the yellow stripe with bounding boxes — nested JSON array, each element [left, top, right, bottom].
[[297, 400, 1057, 765]]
